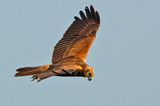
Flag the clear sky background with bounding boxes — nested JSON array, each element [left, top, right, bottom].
[[0, 0, 160, 106]]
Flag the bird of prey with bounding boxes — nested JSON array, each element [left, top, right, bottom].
[[15, 5, 100, 82]]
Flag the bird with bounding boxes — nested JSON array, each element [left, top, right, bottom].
[[15, 5, 100, 82]]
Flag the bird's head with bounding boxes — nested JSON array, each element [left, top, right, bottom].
[[84, 66, 94, 81]]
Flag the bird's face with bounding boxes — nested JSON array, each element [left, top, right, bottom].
[[84, 67, 94, 81]]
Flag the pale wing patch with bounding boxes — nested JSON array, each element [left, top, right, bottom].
[[64, 36, 95, 62]]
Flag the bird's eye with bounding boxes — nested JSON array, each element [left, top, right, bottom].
[[88, 72, 92, 76]]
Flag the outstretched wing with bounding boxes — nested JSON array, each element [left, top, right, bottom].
[[52, 5, 100, 64]]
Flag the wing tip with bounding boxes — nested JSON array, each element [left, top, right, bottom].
[[75, 5, 100, 24], [90, 5, 100, 24]]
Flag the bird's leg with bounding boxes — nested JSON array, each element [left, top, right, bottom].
[[31, 75, 38, 81]]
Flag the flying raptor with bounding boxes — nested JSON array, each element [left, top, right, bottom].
[[15, 5, 100, 82]]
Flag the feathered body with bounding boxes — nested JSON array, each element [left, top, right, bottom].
[[15, 5, 100, 82]]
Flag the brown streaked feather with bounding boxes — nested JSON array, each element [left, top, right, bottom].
[[15, 65, 51, 76], [52, 5, 100, 64]]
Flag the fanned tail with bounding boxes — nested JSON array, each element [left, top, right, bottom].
[[15, 64, 54, 81]]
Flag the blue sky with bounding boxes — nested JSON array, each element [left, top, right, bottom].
[[0, 0, 160, 106]]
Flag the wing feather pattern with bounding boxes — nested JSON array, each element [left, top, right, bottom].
[[52, 5, 100, 64]]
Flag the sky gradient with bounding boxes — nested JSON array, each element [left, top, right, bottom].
[[0, 0, 160, 106]]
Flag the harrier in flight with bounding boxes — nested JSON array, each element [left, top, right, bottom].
[[15, 5, 100, 82]]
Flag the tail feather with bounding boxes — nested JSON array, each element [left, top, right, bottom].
[[15, 65, 51, 77]]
